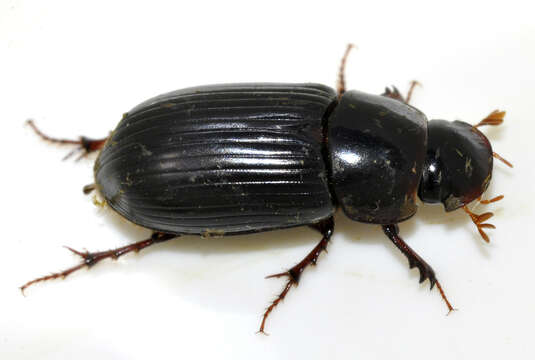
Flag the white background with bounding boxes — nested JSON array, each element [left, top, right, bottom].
[[1, 0, 534, 359]]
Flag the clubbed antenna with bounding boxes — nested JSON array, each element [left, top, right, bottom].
[[474, 110, 506, 128], [472, 110, 513, 168], [463, 195, 504, 242]]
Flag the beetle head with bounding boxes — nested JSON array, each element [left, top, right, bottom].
[[418, 110, 511, 211]]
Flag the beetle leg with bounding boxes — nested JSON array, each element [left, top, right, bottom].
[[382, 80, 421, 104], [20, 232, 177, 294], [336, 44, 356, 98], [382, 86, 404, 101], [26, 120, 108, 161], [83, 183, 96, 195], [258, 217, 334, 334], [382, 224, 455, 314], [404, 80, 420, 104]]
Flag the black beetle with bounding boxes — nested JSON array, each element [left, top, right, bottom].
[[23, 45, 512, 333]]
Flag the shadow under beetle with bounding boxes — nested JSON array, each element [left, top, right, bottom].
[[23, 45, 512, 334]]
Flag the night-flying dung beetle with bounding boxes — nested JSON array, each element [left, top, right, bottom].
[[22, 45, 512, 333]]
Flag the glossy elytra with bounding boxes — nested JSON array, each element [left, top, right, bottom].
[[23, 45, 512, 333]]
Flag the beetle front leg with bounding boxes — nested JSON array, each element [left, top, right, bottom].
[[258, 217, 334, 334], [382, 224, 455, 313], [382, 80, 421, 104], [26, 120, 109, 161]]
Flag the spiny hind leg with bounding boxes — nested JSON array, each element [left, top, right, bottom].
[[382, 224, 455, 314], [258, 217, 334, 334], [20, 232, 178, 293], [26, 119, 109, 161]]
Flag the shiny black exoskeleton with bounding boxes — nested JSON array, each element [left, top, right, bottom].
[[95, 84, 431, 234], [23, 45, 510, 333]]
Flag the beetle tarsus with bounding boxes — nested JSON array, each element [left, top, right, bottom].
[[336, 44, 356, 98], [382, 80, 420, 104], [20, 232, 177, 293], [258, 217, 334, 334], [405, 80, 421, 104], [257, 280, 294, 336], [26, 119, 108, 160], [435, 280, 457, 315], [20, 262, 87, 295], [382, 86, 404, 102], [382, 224, 455, 313]]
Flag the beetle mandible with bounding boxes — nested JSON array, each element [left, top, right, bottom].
[[22, 45, 512, 333]]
